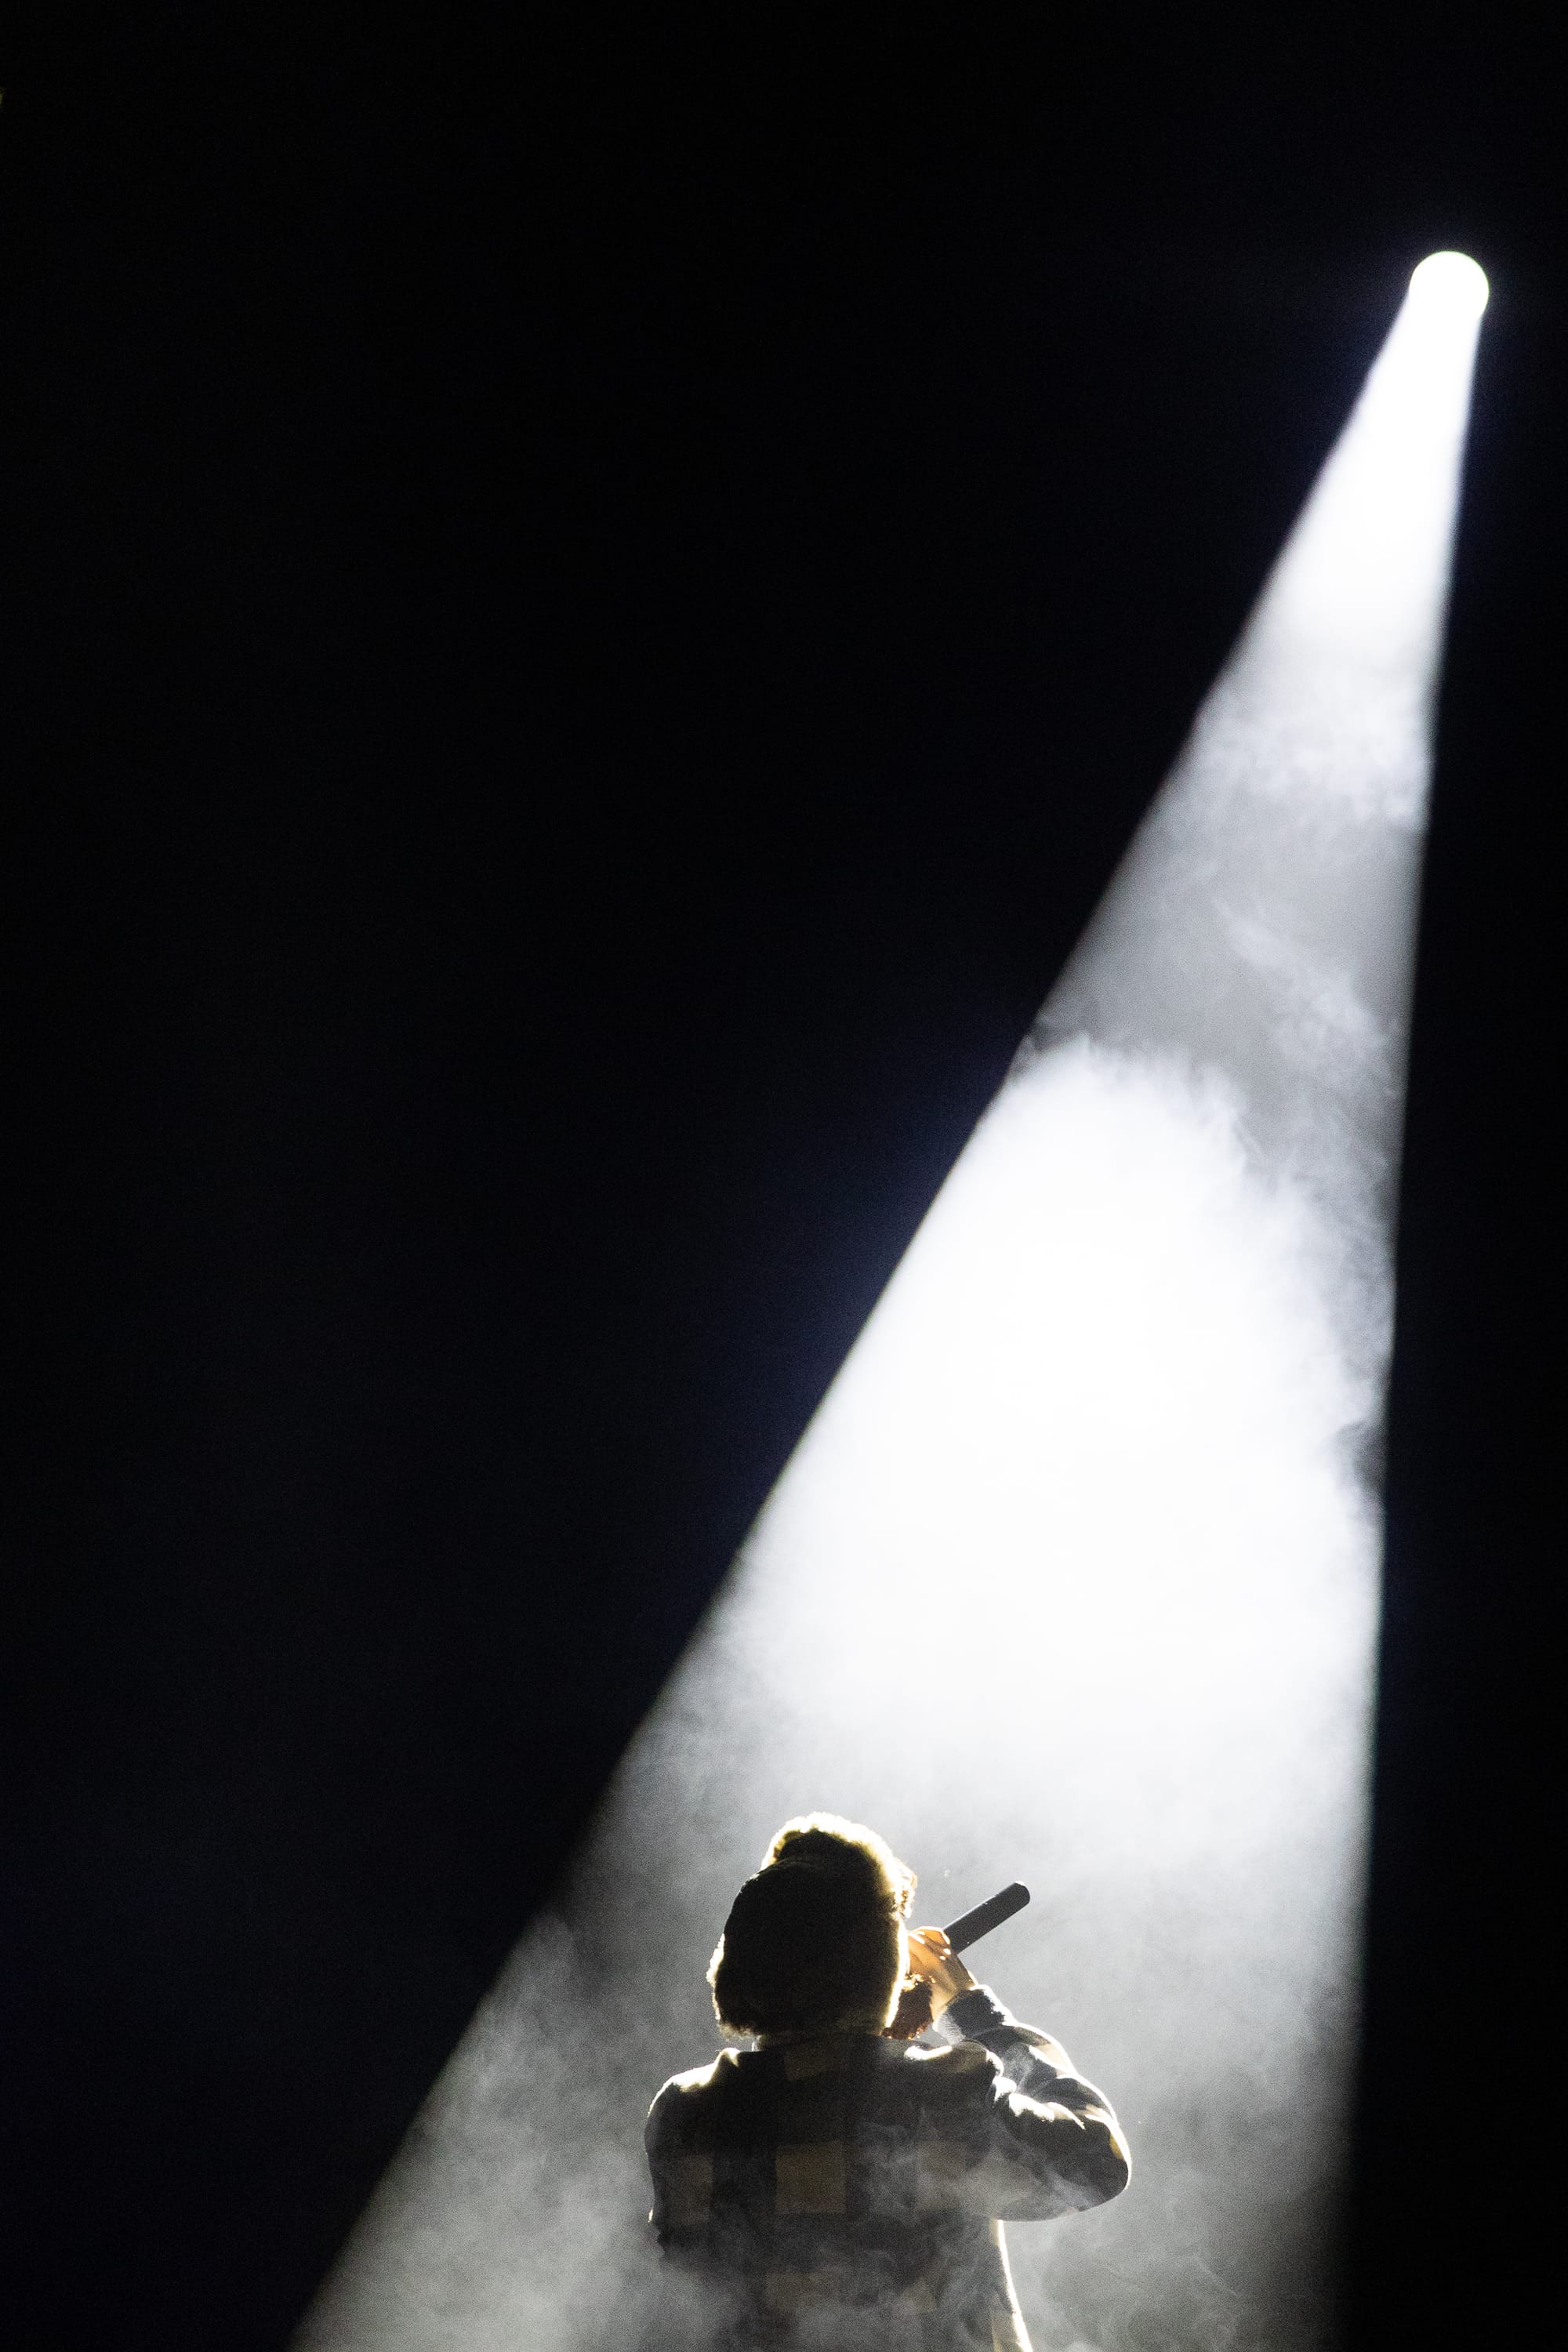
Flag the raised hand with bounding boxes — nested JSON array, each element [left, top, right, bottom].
[[903, 1925, 978, 2018]]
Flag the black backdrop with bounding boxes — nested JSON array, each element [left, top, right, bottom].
[[2, 9, 1563, 2347]]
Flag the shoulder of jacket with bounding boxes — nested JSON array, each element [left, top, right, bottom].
[[648, 2048, 737, 2116], [904, 2038, 996, 2082]]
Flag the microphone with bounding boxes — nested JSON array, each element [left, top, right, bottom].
[[942, 1882, 1030, 1954]]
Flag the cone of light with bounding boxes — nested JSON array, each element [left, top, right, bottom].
[[297, 258, 1487, 2352]]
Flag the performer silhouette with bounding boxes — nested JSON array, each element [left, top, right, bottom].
[[644, 1813, 1128, 2347]]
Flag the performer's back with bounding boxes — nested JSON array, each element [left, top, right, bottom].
[[644, 1983, 1127, 2350]]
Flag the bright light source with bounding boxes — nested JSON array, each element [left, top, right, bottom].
[[298, 270, 1489, 2352], [1407, 249, 1490, 318]]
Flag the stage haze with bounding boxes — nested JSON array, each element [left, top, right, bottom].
[[296, 256, 1486, 2352]]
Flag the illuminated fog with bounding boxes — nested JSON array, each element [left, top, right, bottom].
[[296, 261, 1484, 2352]]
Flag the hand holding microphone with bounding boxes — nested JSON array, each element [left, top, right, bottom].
[[887, 1881, 1031, 2038], [903, 1926, 976, 2019]]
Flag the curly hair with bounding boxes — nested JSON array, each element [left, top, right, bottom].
[[707, 1813, 916, 2038]]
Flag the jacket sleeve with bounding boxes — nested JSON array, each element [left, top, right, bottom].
[[644, 2082, 677, 2245], [935, 1983, 1131, 2217]]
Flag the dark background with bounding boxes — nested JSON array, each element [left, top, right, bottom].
[[2, 7, 1562, 2347]]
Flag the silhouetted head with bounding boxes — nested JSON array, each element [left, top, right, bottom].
[[707, 1813, 916, 2037]]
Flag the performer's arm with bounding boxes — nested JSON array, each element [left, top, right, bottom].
[[644, 2084, 678, 2246], [946, 1980, 1129, 2201], [908, 1929, 1131, 2215]]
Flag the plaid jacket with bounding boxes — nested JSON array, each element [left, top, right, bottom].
[[643, 1985, 1128, 2350]]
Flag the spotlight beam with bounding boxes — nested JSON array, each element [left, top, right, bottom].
[[296, 259, 1486, 2352]]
